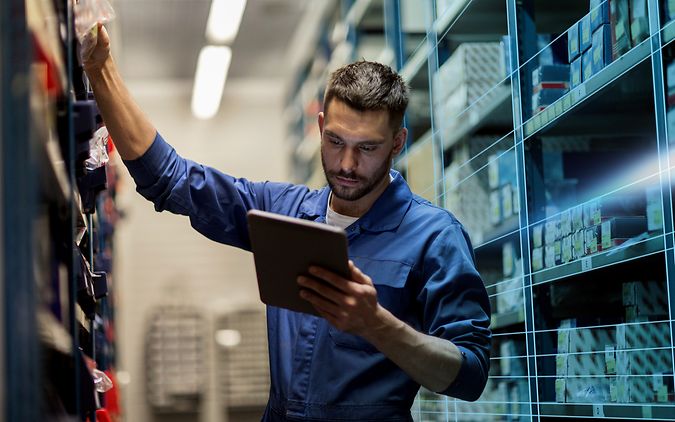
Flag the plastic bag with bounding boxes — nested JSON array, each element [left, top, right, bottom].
[[85, 126, 110, 171], [73, 0, 115, 43], [92, 368, 114, 393]]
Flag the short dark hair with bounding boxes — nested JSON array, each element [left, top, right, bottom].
[[323, 60, 409, 130]]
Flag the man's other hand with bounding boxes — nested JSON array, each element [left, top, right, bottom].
[[297, 261, 387, 336], [82, 23, 111, 72]]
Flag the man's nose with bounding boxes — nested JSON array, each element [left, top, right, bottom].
[[341, 148, 357, 172]]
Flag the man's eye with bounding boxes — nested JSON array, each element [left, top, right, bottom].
[[329, 138, 343, 146], [360, 145, 376, 152]]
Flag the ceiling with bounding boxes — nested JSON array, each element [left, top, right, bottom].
[[114, 0, 310, 81]]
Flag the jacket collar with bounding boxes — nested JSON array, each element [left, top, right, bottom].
[[298, 170, 412, 232]]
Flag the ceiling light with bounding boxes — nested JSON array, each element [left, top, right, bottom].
[[206, 0, 247, 44], [215, 329, 242, 348], [191, 46, 232, 120]]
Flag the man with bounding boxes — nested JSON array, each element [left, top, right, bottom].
[[83, 24, 491, 421]]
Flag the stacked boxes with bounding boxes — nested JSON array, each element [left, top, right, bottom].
[[532, 65, 570, 114], [667, 0, 675, 24], [487, 151, 518, 228], [433, 43, 504, 125], [610, 0, 631, 60], [555, 321, 673, 403], [532, 191, 651, 270], [591, 24, 613, 74], [629, 0, 649, 46]]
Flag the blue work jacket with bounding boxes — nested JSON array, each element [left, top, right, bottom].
[[125, 133, 492, 421]]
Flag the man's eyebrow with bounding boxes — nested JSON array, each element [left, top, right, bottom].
[[323, 129, 385, 145]]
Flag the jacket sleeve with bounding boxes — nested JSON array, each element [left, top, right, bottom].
[[122, 132, 293, 250], [416, 222, 492, 401]]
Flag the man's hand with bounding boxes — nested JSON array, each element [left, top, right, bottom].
[[82, 23, 111, 73], [297, 260, 386, 337], [298, 260, 464, 394]]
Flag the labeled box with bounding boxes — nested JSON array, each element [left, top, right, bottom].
[[532, 247, 544, 271], [622, 281, 668, 318], [533, 64, 571, 89], [580, 14, 593, 52], [610, 0, 632, 59], [570, 56, 582, 88], [585, 226, 599, 255], [646, 186, 663, 232], [630, 0, 649, 46], [590, 0, 610, 31], [582, 48, 594, 81], [591, 24, 613, 74], [568, 22, 581, 62], [532, 223, 543, 248]]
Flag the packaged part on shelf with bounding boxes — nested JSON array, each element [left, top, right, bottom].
[[532, 247, 544, 272], [490, 190, 501, 225], [616, 321, 670, 350], [582, 48, 594, 81], [584, 225, 599, 255], [573, 230, 585, 259], [568, 326, 615, 353], [501, 184, 514, 219], [566, 352, 607, 376], [570, 56, 582, 88], [557, 319, 577, 353], [565, 376, 611, 403], [645, 186, 663, 232], [532, 65, 571, 91], [568, 22, 581, 62], [610, 0, 632, 60], [629, 0, 649, 46], [590, 0, 611, 31], [580, 14, 593, 53], [562, 235, 573, 263], [545, 244, 556, 268], [502, 241, 516, 278], [591, 24, 613, 74], [532, 223, 543, 248]]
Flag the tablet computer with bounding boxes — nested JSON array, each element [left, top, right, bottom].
[[246, 209, 350, 316]]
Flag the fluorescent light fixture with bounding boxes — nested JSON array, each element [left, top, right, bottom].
[[206, 0, 247, 44], [215, 329, 241, 348], [191, 46, 232, 120]]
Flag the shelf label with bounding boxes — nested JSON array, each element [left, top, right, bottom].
[[581, 257, 592, 271], [642, 406, 652, 419], [593, 404, 605, 417]]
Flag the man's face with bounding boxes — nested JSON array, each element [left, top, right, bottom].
[[319, 100, 405, 204]]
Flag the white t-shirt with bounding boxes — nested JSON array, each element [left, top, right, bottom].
[[326, 192, 359, 229]]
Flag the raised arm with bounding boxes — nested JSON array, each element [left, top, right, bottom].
[[82, 23, 156, 160]]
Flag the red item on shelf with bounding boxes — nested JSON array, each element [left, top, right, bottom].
[[95, 409, 112, 422], [103, 369, 121, 416]]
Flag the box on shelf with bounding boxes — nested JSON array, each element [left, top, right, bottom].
[[568, 22, 581, 62], [502, 241, 516, 277], [532, 247, 544, 271], [532, 223, 543, 248], [557, 319, 577, 353], [433, 42, 504, 105], [565, 376, 611, 403], [582, 48, 594, 82], [497, 278, 523, 314], [668, 0, 675, 23], [580, 14, 593, 52], [568, 327, 615, 353], [545, 244, 556, 268], [629, 0, 649, 46], [591, 24, 613, 74], [610, 0, 631, 59], [560, 209, 572, 236], [532, 88, 568, 113], [584, 226, 599, 255], [533, 64, 571, 90], [566, 352, 607, 376], [573, 230, 585, 259], [500, 341, 527, 376], [600, 216, 647, 250], [544, 218, 560, 245], [616, 322, 670, 350], [501, 183, 514, 219], [645, 186, 663, 232], [622, 281, 668, 318], [570, 56, 582, 88], [590, 0, 611, 31], [562, 235, 573, 263], [490, 190, 501, 225], [583, 200, 601, 227]]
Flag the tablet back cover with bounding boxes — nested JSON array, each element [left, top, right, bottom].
[[247, 210, 350, 316]]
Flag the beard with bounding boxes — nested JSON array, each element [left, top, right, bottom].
[[322, 148, 394, 202]]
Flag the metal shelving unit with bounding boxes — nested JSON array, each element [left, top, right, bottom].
[[283, 0, 675, 420]]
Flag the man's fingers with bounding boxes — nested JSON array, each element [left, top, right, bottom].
[[300, 289, 341, 319], [348, 260, 373, 285], [298, 276, 345, 304]]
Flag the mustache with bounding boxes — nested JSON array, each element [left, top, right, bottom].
[[332, 171, 361, 180]]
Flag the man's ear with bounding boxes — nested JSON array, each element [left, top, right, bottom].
[[318, 112, 325, 134], [393, 127, 407, 156]]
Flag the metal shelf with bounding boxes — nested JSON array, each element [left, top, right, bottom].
[[440, 84, 512, 151], [491, 308, 525, 331], [523, 41, 652, 139], [531, 235, 664, 286], [540, 402, 675, 420]]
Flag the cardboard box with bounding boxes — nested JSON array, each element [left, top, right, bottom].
[[566, 352, 607, 376], [570, 56, 582, 88], [562, 235, 573, 263], [573, 230, 585, 259], [582, 48, 594, 81], [545, 244, 556, 268], [592, 24, 613, 74], [580, 14, 593, 52], [630, 0, 649, 46], [532, 247, 543, 271], [502, 183, 514, 219], [568, 21, 581, 62], [533, 64, 571, 89], [532, 223, 544, 248], [590, 0, 611, 31], [488, 154, 500, 188], [617, 322, 670, 350], [569, 327, 615, 353], [545, 218, 560, 245], [490, 190, 501, 225], [533, 88, 568, 113], [585, 226, 599, 255], [610, 0, 632, 59], [565, 376, 611, 403], [646, 185, 663, 232]]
